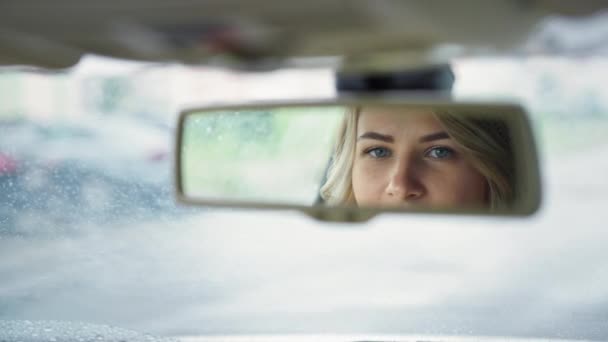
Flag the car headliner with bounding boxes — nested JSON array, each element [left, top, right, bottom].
[[1, 0, 606, 70]]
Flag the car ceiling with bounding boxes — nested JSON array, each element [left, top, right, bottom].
[[1, 0, 606, 70]]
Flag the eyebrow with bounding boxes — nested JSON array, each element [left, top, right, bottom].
[[419, 131, 450, 143], [357, 131, 450, 143], [357, 132, 394, 143]]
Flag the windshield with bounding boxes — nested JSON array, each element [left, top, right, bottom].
[[1, 55, 607, 341]]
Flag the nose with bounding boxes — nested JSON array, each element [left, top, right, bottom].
[[386, 158, 425, 202]]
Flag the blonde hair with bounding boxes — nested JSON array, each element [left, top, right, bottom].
[[320, 107, 515, 210]]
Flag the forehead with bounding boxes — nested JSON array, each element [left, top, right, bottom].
[[357, 106, 442, 134]]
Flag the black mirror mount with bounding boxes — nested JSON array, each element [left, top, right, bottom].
[[336, 64, 455, 94]]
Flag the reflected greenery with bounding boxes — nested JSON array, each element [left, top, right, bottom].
[[181, 106, 344, 203]]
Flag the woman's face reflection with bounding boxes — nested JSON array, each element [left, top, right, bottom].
[[352, 107, 488, 209]]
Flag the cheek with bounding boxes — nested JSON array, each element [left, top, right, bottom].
[[424, 162, 487, 205], [352, 160, 386, 203]]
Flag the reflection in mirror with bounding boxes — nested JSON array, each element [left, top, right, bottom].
[[320, 106, 515, 211], [178, 103, 536, 215], [180, 107, 344, 204]]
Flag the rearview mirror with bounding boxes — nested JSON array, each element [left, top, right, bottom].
[[175, 99, 541, 222]]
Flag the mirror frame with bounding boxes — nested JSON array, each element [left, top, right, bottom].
[[175, 97, 542, 222]]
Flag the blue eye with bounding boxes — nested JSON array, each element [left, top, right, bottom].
[[367, 147, 391, 158], [426, 146, 454, 159]]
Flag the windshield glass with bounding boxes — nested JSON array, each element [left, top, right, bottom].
[[1, 55, 607, 341]]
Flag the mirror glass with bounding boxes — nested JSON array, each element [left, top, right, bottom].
[[180, 106, 344, 204], [178, 102, 540, 217]]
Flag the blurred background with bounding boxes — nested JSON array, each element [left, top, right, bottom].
[[2, 55, 607, 235], [1, 53, 608, 340]]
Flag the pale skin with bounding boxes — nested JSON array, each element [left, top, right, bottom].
[[352, 107, 488, 209]]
